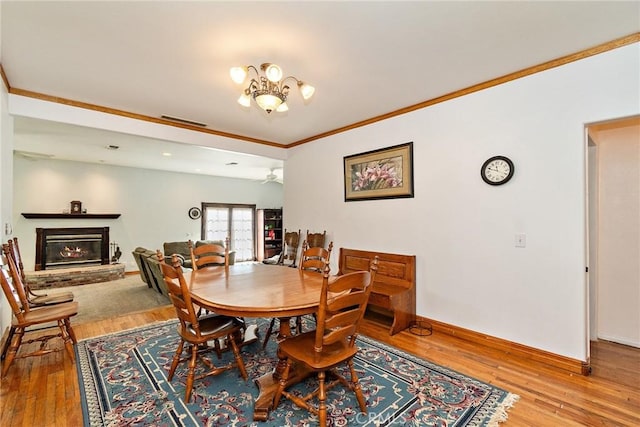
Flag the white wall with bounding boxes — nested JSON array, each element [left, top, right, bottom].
[[1, 35, 15, 337], [13, 157, 283, 273], [284, 43, 640, 361], [1, 0, 15, 341]]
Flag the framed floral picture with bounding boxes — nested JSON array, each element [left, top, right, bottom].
[[344, 142, 414, 202]]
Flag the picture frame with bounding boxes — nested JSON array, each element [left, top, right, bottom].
[[344, 142, 414, 202]]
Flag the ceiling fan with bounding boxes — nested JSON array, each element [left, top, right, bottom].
[[262, 168, 283, 184]]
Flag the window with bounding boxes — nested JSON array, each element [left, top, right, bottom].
[[202, 203, 256, 262]]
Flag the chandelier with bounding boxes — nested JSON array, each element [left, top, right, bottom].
[[230, 63, 315, 113]]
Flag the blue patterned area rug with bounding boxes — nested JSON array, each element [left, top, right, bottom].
[[76, 319, 518, 426]]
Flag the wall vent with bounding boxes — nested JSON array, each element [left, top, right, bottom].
[[160, 115, 207, 127]]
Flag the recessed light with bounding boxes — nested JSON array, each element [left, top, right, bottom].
[[162, 152, 172, 157], [106, 145, 119, 150], [226, 162, 238, 166]]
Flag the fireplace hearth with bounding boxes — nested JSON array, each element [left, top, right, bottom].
[[35, 227, 110, 270]]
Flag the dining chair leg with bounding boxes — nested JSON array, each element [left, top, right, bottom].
[[317, 370, 327, 427], [262, 318, 276, 349], [348, 359, 367, 413], [64, 318, 77, 344], [227, 334, 248, 380], [1, 327, 24, 377], [58, 320, 75, 361], [168, 339, 185, 381], [184, 344, 198, 402]]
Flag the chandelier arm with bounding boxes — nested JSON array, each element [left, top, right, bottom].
[[247, 78, 260, 92], [246, 65, 259, 76], [280, 76, 300, 85]]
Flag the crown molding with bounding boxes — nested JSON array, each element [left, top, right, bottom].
[[0, 64, 10, 92], [288, 32, 640, 147]]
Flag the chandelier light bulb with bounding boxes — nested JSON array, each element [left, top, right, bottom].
[[298, 82, 315, 100], [237, 92, 251, 107], [276, 102, 289, 113], [263, 63, 283, 83], [230, 66, 248, 84]]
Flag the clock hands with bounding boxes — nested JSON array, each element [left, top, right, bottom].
[[481, 156, 514, 185]]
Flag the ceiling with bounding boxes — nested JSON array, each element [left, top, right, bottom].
[[2, 1, 639, 181]]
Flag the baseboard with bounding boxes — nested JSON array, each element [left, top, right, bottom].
[[595, 334, 640, 349], [418, 315, 590, 375], [125, 270, 140, 276], [0, 326, 10, 360]]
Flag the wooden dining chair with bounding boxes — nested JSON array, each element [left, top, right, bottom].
[[189, 237, 229, 271], [0, 254, 78, 377], [272, 257, 378, 426], [158, 253, 247, 402], [298, 240, 334, 272], [277, 229, 300, 267], [262, 240, 334, 349], [4, 239, 74, 307]]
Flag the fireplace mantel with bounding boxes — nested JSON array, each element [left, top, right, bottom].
[[22, 213, 121, 219]]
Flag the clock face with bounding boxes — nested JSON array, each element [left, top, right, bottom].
[[70, 201, 82, 213], [188, 207, 201, 220], [481, 156, 514, 185]]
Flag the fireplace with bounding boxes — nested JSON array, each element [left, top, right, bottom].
[[35, 227, 110, 270]]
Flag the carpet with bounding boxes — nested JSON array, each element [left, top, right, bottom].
[[76, 319, 518, 426], [56, 275, 170, 324]]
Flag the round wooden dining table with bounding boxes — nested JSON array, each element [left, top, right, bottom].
[[185, 262, 325, 421]]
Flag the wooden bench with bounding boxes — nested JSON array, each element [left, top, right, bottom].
[[338, 248, 416, 335]]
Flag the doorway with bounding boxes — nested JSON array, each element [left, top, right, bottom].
[[201, 203, 256, 262], [587, 116, 640, 348]]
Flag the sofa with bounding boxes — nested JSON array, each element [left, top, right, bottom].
[[131, 240, 235, 296], [163, 240, 236, 269], [131, 247, 169, 297]]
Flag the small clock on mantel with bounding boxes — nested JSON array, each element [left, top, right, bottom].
[[70, 200, 82, 214], [480, 156, 514, 186]]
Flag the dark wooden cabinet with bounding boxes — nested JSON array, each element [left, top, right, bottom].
[[260, 208, 283, 260]]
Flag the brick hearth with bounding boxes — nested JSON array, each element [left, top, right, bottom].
[[25, 263, 126, 289]]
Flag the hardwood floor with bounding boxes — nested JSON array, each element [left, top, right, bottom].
[[1, 307, 638, 426]]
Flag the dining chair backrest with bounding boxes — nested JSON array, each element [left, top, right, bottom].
[[314, 256, 378, 352], [278, 229, 300, 266], [305, 230, 326, 249], [0, 253, 29, 322], [158, 252, 203, 334], [299, 240, 333, 272], [2, 245, 29, 307], [6, 238, 26, 282], [189, 238, 229, 271]]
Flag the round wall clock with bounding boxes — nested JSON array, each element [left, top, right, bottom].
[[188, 207, 201, 219], [481, 156, 514, 185]]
